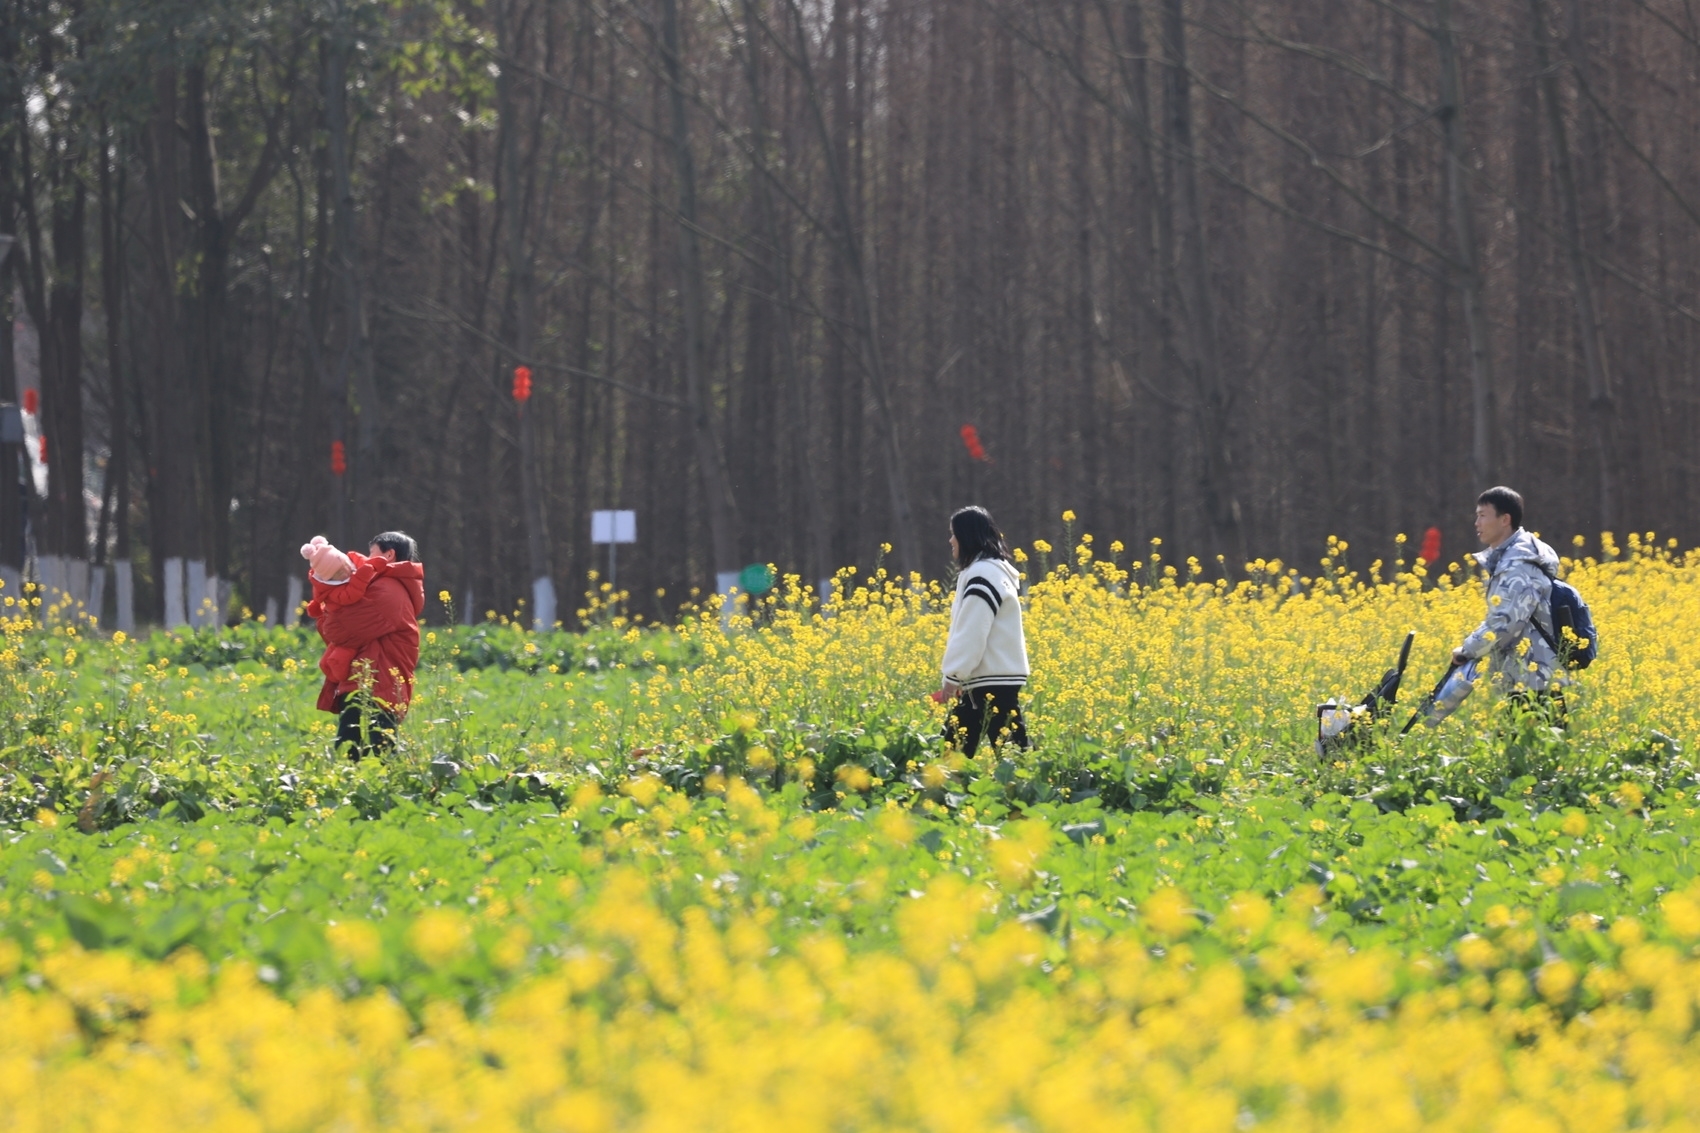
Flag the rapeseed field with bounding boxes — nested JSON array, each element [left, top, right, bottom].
[[4, 531, 1700, 1131]]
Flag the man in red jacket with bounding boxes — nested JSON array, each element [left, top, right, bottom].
[[313, 531, 425, 756]]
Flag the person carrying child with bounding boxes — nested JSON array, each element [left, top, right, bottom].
[[300, 531, 425, 755]]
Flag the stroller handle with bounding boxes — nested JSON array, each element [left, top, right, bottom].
[[1401, 659, 1462, 735]]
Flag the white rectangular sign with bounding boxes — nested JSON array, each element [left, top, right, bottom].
[[591, 510, 637, 544]]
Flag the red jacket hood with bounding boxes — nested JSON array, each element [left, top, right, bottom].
[[372, 559, 425, 618]]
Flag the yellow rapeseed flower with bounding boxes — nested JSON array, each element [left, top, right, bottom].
[[1142, 886, 1196, 938], [408, 910, 473, 967]]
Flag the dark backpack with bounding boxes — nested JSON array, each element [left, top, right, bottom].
[[1531, 578, 1598, 669]]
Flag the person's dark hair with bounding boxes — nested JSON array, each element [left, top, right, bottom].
[[369, 530, 419, 562], [950, 506, 1011, 569], [1477, 486, 1524, 529]]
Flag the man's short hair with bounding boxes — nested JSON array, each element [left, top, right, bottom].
[[1477, 486, 1523, 529], [369, 531, 419, 562]]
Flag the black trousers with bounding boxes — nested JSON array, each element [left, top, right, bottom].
[[334, 694, 398, 757], [944, 685, 1029, 757], [1508, 685, 1568, 729]]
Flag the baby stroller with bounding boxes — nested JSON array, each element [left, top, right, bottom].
[[1316, 632, 1415, 757]]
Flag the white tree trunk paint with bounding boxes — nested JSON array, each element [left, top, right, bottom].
[[37, 554, 63, 614], [87, 564, 105, 627], [114, 560, 134, 633], [163, 557, 187, 628], [532, 576, 557, 631], [263, 596, 278, 627], [66, 559, 89, 617], [717, 571, 741, 630], [186, 560, 209, 628], [285, 574, 303, 625]]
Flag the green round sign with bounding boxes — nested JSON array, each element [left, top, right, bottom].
[[738, 562, 776, 595]]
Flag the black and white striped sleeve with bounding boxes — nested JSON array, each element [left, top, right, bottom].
[[961, 576, 1003, 616], [941, 571, 998, 684]]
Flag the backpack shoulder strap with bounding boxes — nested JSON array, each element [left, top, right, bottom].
[[1529, 615, 1559, 654], [1529, 582, 1567, 656]]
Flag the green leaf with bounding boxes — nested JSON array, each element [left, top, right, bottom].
[[60, 895, 135, 950]]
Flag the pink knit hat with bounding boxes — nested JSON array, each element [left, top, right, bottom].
[[300, 535, 353, 582]]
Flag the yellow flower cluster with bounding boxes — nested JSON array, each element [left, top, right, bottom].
[[7, 874, 1700, 1131], [657, 532, 1698, 768]]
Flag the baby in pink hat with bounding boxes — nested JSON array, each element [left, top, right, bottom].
[[301, 535, 356, 585], [300, 536, 379, 682]]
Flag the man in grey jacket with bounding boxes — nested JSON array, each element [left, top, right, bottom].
[[1426, 486, 1565, 725]]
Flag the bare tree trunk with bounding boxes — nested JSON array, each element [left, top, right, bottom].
[[1530, 0, 1616, 532], [45, 180, 87, 574], [497, 0, 557, 628], [0, 270, 19, 599], [141, 69, 200, 627], [780, 0, 919, 576], [324, 2, 382, 546], [1114, 0, 1169, 545], [183, 64, 232, 623], [15, 33, 90, 614], [658, 0, 742, 595], [1160, 0, 1243, 563], [1434, 0, 1495, 486], [739, 0, 831, 593], [0, 0, 25, 597], [98, 120, 133, 631]]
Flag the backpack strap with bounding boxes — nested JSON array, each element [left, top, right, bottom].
[[1525, 566, 1563, 658], [1526, 598, 1570, 661]]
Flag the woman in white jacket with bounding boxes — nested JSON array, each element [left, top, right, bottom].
[[938, 506, 1030, 755]]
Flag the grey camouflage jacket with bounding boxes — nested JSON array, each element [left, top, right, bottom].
[[1458, 528, 1561, 693]]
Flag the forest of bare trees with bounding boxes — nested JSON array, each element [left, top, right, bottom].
[[2, 0, 1697, 628]]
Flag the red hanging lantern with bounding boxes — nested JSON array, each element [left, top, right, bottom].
[[959, 423, 989, 462], [512, 365, 533, 403], [1418, 526, 1442, 566], [330, 439, 347, 476], [37, 435, 46, 465], [22, 389, 37, 416]]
